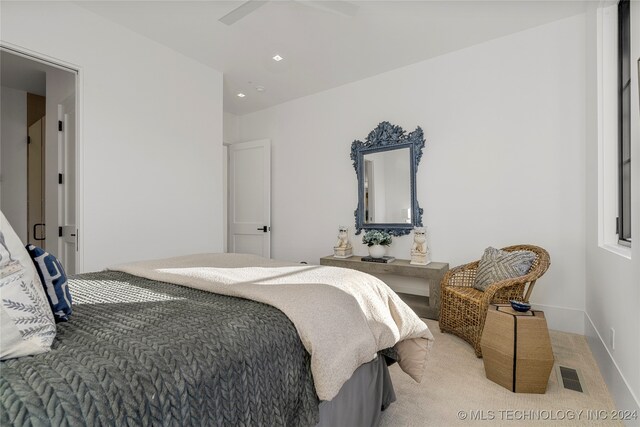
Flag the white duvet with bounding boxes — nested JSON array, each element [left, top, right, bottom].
[[110, 253, 433, 401]]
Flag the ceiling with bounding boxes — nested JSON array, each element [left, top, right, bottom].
[[77, 1, 587, 115], [1, 50, 48, 96]]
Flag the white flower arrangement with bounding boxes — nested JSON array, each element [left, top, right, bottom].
[[362, 230, 392, 247]]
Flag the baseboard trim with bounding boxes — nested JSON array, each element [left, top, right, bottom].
[[530, 303, 585, 334], [584, 312, 640, 421]]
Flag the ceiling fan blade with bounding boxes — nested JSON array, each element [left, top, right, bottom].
[[297, 1, 358, 18], [219, 1, 268, 25]]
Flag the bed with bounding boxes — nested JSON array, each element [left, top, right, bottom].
[[1, 253, 433, 426]]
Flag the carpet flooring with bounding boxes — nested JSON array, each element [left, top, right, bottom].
[[380, 319, 626, 426]]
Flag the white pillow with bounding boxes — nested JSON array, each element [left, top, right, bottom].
[[1, 211, 56, 360]]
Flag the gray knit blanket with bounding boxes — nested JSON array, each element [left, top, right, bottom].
[[0, 271, 319, 426]]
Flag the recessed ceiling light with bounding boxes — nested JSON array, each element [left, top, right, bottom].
[[255, 86, 265, 92], [237, 93, 246, 98], [272, 54, 283, 62]]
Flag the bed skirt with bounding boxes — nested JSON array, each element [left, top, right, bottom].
[[319, 353, 396, 426]]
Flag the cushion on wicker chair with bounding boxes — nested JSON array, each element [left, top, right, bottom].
[[473, 247, 536, 292]]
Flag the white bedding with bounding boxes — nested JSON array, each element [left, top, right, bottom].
[[110, 253, 434, 401]]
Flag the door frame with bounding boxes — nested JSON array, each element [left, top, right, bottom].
[[1, 42, 84, 273]]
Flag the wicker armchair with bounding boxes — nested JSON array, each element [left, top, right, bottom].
[[439, 244, 550, 357]]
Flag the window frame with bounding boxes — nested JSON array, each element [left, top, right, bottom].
[[617, 0, 632, 246]]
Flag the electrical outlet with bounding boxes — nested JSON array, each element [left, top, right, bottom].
[[610, 328, 615, 350]]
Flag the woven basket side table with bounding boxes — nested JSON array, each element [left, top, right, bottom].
[[480, 304, 554, 393]]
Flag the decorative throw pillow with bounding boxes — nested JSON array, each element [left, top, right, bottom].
[[26, 244, 73, 322], [1, 212, 56, 360], [473, 247, 536, 292]]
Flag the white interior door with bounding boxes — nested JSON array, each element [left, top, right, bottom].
[[228, 139, 271, 257], [58, 99, 75, 274]]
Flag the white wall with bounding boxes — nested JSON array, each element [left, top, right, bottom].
[[584, 3, 640, 414], [1, 1, 224, 271], [224, 111, 240, 144], [237, 14, 587, 329], [0, 86, 27, 242]]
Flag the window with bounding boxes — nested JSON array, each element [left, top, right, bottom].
[[617, 0, 631, 245]]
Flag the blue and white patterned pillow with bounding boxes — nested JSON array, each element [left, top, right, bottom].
[[26, 245, 73, 322]]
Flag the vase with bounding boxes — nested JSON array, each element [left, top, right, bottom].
[[368, 244, 386, 259]]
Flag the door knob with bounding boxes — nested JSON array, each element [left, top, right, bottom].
[[257, 226, 268, 232]]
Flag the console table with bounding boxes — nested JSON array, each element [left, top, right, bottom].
[[319, 255, 448, 320]]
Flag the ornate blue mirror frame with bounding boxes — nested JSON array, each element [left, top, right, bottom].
[[351, 121, 425, 236]]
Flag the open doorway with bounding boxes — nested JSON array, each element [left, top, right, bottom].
[[0, 49, 78, 274]]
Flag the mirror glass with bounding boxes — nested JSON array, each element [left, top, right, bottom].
[[362, 148, 412, 224]]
